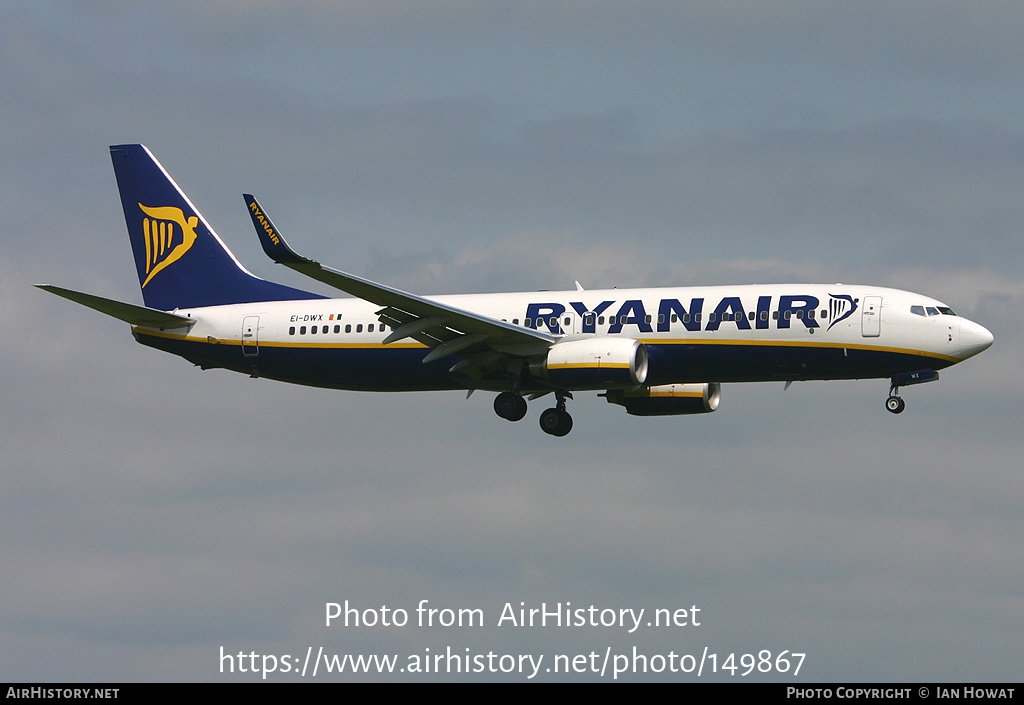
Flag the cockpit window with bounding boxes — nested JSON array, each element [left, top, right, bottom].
[[912, 304, 957, 317]]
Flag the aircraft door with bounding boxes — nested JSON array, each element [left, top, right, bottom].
[[861, 296, 882, 337], [242, 315, 260, 356]]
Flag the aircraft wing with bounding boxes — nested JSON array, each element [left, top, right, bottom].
[[244, 195, 555, 367], [37, 285, 196, 329]]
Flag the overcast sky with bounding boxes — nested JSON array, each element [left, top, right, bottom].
[[2, 1, 1022, 682]]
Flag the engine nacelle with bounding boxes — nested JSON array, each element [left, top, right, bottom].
[[604, 383, 721, 416], [533, 337, 648, 389]]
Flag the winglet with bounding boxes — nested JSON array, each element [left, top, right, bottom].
[[240, 194, 555, 351], [243, 194, 315, 267]]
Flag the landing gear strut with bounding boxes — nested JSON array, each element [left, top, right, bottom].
[[494, 387, 574, 436], [884, 369, 939, 414], [539, 391, 573, 437], [885, 382, 905, 414]]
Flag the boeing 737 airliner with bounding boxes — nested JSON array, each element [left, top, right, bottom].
[[39, 144, 993, 436]]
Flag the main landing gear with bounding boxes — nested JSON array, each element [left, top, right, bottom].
[[493, 390, 574, 436], [493, 391, 528, 421], [539, 391, 573, 437]]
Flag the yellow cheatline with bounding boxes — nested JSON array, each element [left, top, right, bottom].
[[642, 391, 702, 398], [132, 328, 427, 349], [548, 362, 631, 370], [639, 337, 961, 363], [132, 329, 961, 362]]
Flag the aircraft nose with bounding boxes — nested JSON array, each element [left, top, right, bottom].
[[960, 319, 994, 359]]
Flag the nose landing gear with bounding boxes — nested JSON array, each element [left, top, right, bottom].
[[885, 369, 939, 414], [885, 393, 906, 414]]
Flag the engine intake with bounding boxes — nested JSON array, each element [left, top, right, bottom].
[[604, 383, 721, 416]]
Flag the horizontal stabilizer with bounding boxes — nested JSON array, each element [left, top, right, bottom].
[[36, 285, 195, 328]]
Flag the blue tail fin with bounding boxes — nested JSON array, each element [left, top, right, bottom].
[[109, 144, 322, 310]]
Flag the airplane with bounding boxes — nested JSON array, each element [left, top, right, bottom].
[[39, 144, 994, 436]]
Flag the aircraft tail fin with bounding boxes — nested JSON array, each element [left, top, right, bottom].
[[109, 144, 321, 310]]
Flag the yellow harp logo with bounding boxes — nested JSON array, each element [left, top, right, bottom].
[[139, 204, 199, 288]]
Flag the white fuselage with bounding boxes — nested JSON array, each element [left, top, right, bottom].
[[133, 283, 992, 392]]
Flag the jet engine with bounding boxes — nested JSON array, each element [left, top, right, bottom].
[[603, 383, 721, 416], [531, 337, 648, 389]]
